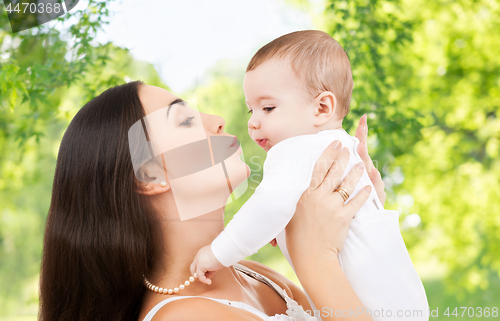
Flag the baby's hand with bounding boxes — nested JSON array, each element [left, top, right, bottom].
[[189, 245, 225, 285]]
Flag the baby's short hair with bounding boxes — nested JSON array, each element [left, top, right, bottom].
[[247, 30, 353, 118]]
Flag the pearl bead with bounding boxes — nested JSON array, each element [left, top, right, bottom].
[[143, 273, 197, 295]]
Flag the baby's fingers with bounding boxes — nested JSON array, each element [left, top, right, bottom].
[[190, 261, 206, 284], [205, 270, 217, 280], [196, 266, 212, 285]]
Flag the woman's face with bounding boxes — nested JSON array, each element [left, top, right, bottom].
[[138, 85, 250, 220]]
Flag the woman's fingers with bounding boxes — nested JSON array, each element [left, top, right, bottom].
[[357, 141, 375, 174], [355, 114, 374, 173], [286, 143, 375, 265], [354, 114, 368, 145], [357, 142, 384, 201], [318, 147, 350, 192], [358, 145, 386, 206], [355, 114, 386, 206], [331, 162, 365, 206], [369, 168, 386, 206], [345, 185, 372, 213], [310, 140, 342, 190]]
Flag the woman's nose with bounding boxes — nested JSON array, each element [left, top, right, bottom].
[[201, 112, 225, 134]]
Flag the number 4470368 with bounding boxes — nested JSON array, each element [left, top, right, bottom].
[[444, 307, 498, 317], [5, 2, 63, 14]]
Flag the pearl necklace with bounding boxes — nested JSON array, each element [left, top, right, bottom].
[[143, 273, 198, 295]]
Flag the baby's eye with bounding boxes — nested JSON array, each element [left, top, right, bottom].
[[180, 116, 195, 127], [263, 107, 275, 112], [247, 109, 253, 114]]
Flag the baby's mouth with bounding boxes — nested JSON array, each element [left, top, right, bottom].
[[256, 139, 268, 148]]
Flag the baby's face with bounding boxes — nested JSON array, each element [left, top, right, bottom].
[[243, 58, 317, 152]]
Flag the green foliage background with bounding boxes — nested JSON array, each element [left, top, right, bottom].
[[0, 0, 499, 319]]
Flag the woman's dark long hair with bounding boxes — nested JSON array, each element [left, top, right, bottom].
[[39, 81, 162, 321]]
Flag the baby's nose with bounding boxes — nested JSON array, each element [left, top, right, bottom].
[[247, 116, 260, 130]]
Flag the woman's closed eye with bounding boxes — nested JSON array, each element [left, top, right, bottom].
[[180, 116, 195, 127]]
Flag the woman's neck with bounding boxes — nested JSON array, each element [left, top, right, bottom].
[[146, 191, 239, 296]]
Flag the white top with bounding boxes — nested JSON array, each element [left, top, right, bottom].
[[211, 129, 383, 266], [211, 129, 429, 321], [142, 263, 318, 321]]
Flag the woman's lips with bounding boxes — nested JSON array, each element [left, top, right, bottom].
[[257, 139, 268, 148], [230, 136, 239, 148]]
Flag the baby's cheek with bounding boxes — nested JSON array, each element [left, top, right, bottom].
[[273, 126, 295, 143]]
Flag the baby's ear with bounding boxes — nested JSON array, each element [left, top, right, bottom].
[[313, 91, 339, 125]]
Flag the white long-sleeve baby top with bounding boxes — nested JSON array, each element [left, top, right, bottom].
[[211, 129, 429, 321]]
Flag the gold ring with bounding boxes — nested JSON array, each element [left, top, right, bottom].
[[334, 187, 350, 202]]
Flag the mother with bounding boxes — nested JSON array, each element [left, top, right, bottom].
[[39, 81, 384, 321]]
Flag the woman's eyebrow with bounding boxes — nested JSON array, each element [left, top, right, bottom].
[[167, 98, 185, 118]]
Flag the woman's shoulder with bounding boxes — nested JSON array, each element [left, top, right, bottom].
[[237, 260, 312, 312], [148, 260, 312, 321], [237, 260, 294, 297], [150, 297, 262, 321]]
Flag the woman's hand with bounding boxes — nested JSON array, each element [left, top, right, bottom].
[[355, 114, 386, 206], [283, 141, 376, 320], [285, 142, 372, 263], [267, 116, 386, 249]]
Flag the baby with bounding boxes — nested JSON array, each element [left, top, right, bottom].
[[191, 30, 428, 321]]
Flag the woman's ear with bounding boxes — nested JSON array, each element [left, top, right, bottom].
[[136, 160, 171, 195], [137, 180, 171, 196], [313, 91, 339, 126]]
